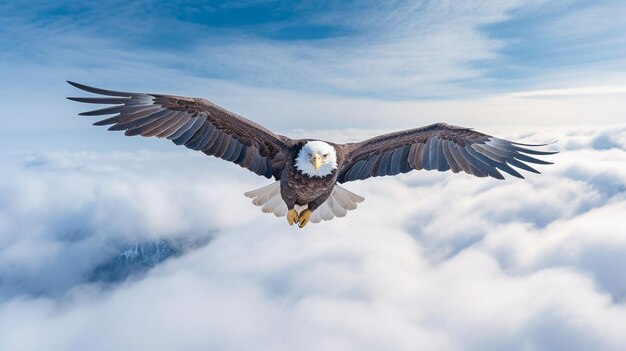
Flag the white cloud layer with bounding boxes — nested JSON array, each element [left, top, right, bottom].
[[1, 125, 626, 350]]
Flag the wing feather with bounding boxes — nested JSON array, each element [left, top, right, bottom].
[[204, 130, 225, 155], [421, 137, 433, 170], [436, 139, 450, 172], [345, 160, 366, 181], [358, 155, 379, 180], [377, 151, 393, 177], [156, 115, 191, 138], [215, 135, 233, 158], [168, 117, 198, 140], [398, 145, 412, 173], [68, 81, 291, 179], [109, 110, 176, 131], [67, 97, 130, 105], [338, 123, 556, 183], [413, 142, 426, 170], [464, 145, 505, 179], [456, 145, 489, 177], [448, 143, 472, 175], [172, 117, 204, 145], [442, 141, 461, 173], [93, 115, 121, 126], [187, 122, 213, 150]]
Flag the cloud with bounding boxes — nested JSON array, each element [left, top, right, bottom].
[[1, 125, 626, 350], [0, 150, 246, 297], [5, 0, 625, 101], [509, 85, 626, 97], [183, 0, 532, 98], [4, 0, 520, 97]]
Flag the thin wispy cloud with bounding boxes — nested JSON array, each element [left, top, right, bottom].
[[2, 0, 625, 98], [509, 85, 626, 97]]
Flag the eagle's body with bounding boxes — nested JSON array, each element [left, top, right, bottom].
[[68, 81, 556, 227]]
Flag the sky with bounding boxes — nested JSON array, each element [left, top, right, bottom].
[[1, 0, 626, 150], [1, 1, 626, 350]]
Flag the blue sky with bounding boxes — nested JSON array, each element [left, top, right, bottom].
[[0, 0, 625, 151]]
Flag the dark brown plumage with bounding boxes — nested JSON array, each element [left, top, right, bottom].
[[67, 81, 290, 179], [337, 124, 555, 182], [68, 81, 556, 226]]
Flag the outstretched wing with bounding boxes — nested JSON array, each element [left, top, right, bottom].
[[337, 123, 556, 183], [68, 81, 292, 179]]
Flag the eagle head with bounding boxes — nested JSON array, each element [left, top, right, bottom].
[[295, 140, 338, 178]]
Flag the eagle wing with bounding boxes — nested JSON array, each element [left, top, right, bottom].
[[337, 123, 556, 183], [68, 81, 292, 179]]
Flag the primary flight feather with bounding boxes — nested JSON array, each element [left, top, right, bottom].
[[68, 81, 556, 228]]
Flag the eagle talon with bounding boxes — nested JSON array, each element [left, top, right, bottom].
[[287, 209, 299, 226], [298, 209, 312, 228]]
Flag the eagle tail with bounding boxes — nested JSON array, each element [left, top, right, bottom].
[[244, 181, 288, 217], [309, 185, 364, 223], [244, 182, 365, 223]]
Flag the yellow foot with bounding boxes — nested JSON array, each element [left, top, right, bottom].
[[287, 209, 299, 226], [298, 209, 312, 228]]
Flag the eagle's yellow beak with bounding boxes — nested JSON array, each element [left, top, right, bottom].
[[312, 155, 322, 171]]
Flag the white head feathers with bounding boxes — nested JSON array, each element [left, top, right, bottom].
[[295, 140, 338, 178]]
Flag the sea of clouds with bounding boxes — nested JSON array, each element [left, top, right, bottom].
[[1, 125, 625, 350]]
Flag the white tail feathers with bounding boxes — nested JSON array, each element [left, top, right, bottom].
[[244, 182, 288, 217], [309, 185, 364, 223], [244, 181, 364, 223]]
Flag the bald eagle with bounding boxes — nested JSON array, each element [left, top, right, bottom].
[[68, 81, 556, 228]]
